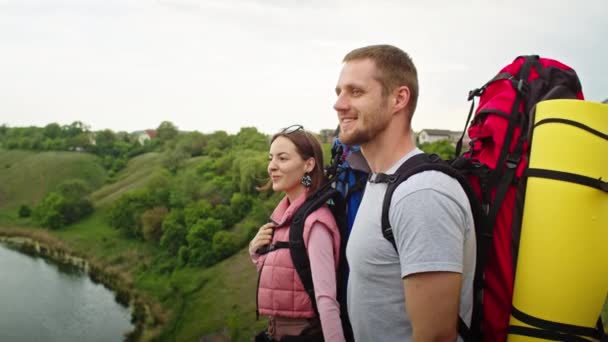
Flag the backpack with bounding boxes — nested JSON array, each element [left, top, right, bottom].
[[375, 55, 605, 341], [329, 137, 369, 238], [288, 142, 359, 342]]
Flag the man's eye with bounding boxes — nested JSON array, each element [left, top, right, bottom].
[[352, 89, 362, 96]]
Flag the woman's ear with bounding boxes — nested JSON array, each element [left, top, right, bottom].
[[304, 157, 316, 173]]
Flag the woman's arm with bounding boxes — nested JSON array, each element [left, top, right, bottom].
[[308, 222, 345, 342]]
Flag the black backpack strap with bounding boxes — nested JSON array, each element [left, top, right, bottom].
[[373, 153, 432, 252], [290, 184, 338, 316], [375, 152, 488, 342], [508, 308, 606, 342]]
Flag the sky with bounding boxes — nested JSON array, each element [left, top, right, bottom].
[[1, 0, 607, 135]]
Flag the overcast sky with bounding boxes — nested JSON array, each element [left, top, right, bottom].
[[1, 0, 606, 135]]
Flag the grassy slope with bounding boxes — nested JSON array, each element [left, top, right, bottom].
[[90, 152, 163, 207], [0, 150, 264, 341], [0, 150, 107, 226], [0, 149, 107, 209]]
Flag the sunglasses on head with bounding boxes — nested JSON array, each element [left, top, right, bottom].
[[280, 124, 304, 135]]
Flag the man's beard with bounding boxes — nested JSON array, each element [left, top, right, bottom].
[[339, 125, 371, 146], [339, 107, 390, 146]]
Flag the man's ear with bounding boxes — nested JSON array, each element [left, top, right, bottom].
[[393, 85, 411, 113]]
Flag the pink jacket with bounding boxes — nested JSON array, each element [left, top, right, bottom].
[[256, 193, 340, 318]]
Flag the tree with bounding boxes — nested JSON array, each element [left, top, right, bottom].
[[62, 121, 88, 138], [160, 209, 187, 255], [55, 179, 94, 223], [141, 207, 169, 243], [43, 123, 62, 139], [156, 121, 179, 143], [418, 139, 456, 160], [175, 131, 207, 157], [212, 231, 239, 260], [204, 130, 232, 156], [33, 192, 66, 229], [33, 179, 94, 229], [183, 200, 213, 227], [186, 217, 222, 266], [229, 193, 252, 220], [108, 191, 151, 238], [232, 151, 268, 193], [94, 129, 118, 156], [233, 127, 268, 151], [168, 169, 203, 207], [162, 149, 189, 173]]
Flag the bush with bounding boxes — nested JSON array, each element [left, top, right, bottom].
[[212, 231, 239, 260], [33, 192, 67, 229], [141, 207, 169, 243], [33, 190, 94, 230], [160, 209, 187, 255], [18, 205, 32, 218], [108, 191, 151, 238]]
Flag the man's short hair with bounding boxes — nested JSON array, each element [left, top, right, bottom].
[[343, 44, 419, 117]]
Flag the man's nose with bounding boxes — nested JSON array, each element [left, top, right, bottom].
[[333, 93, 349, 112]]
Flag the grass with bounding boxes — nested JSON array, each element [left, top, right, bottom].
[[133, 248, 265, 342], [0, 149, 106, 209], [90, 152, 163, 207]]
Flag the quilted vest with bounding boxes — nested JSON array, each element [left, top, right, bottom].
[[257, 192, 340, 318]]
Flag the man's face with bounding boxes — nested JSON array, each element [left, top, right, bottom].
[[334, 58, 392, 146]]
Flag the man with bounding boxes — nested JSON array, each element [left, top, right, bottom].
[[334, 44, 476, 341]]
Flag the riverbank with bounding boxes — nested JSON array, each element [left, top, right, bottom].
[[0, 227, 166, 341]]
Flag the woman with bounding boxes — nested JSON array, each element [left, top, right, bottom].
[[249, 125, 345, 342]]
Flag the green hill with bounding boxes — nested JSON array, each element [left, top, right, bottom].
[[0, 149, 265, 341], [0, 149, 106, 211]]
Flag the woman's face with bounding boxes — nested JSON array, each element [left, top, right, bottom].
[[267, 136, 314, 199]]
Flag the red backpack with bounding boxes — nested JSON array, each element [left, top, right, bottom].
[[349, 55, 603, 341], [455, 55, 591, 341]]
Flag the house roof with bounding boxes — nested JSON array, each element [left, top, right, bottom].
[[144, 129, 157, 137], [420, 129, 458, 136]]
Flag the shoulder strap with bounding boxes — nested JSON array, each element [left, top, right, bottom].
[[379, 153, 483, 251], [289, 182, 345, 316], [376, 152, 486, 342], [376, 153, 432, 251]]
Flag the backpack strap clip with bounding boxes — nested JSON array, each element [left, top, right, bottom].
[[515, 78, 530, 96], [468, 87, 484, 101], [505, 153, 522, 169], [369, 173, 398, 184]]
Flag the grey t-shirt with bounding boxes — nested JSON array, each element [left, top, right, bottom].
[[346, 149, 476, 341]]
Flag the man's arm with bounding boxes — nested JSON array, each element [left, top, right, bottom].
[[404, 271, 461, 342]]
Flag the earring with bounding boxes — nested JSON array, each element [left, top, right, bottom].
[[301, 173, 312, 188]]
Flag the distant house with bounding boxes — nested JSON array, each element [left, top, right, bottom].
[[134, 129, 157, 145], [318, 129, 337, 144], [417, 129, 465, 145]]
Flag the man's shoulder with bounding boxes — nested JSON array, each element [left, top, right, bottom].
[[395, 169, 463, 195]]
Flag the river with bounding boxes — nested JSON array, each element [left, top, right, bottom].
[[0, 242, 134, 342]]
